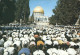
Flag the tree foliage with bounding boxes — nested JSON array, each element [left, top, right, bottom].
[[15, 0, 30, 23], [50, 0, 80, 25], [0, 0, 30, 25], [0, 0, 16, 25]]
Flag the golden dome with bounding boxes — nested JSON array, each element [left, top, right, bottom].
[[33, 6, 44, 13]]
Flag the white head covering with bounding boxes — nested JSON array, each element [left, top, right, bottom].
[[33, 50, 45, 55], [45, 40, 52, 45], [47, 48, 58, 55], [67, 48, 77, 55], [30, 41, 36, 45]]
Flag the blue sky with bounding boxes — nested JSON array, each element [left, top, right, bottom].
[[29, 0, 58, 17]]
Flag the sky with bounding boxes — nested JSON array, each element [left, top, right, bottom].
[[29, 0, 58, 17]]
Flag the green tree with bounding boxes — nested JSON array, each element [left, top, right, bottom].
[[0, 0, 16, 25], [15, 0, 30, 23], [50, 0, 80, 25]]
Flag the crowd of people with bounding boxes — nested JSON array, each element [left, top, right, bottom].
[[0, 25, 80, 55]]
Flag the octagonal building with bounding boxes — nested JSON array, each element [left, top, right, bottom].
[[32, 6, 49, 25]]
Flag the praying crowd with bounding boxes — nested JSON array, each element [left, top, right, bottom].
[[0, 25, 80, 55]]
